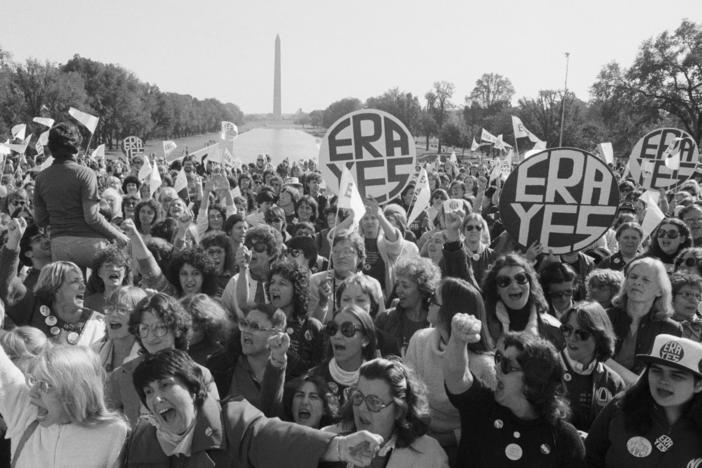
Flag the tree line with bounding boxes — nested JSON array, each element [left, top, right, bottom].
[[0, 51, 244, 150], [296, 19, 701, 158]]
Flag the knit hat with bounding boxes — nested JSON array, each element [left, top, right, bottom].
[[637, 334, 702, 377]]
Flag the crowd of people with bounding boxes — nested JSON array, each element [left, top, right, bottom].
[[1, 121, 702, 467]]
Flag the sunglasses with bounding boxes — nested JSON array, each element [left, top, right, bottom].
[[560, 324, 592, 341], [10, 200, 26, 206], [549, 290, 574, 299], [465, 225, 483, 232], [137, 323, 169, 338], [350, 389, 393, 413], [682, 257, 702, 268], [494, 351, 522, 374], [496, 272, 529, 288], [238, 318, 278, 333], [657, 229, 680, 239], [247, 242, 268, 254], [325, 321, 362, 338]]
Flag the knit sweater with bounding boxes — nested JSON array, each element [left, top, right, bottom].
[[405, 327, 497, 436]]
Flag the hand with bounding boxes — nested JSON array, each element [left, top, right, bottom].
[[268, 332, 290, 368], [450, 313, 482, 344], [121, 218, 139, 238], [477, 176, 487, 191], [318, 271, 333, 306], [525, 241, 543, 262], [445, 210, 463, 233], [337, 431, 384, 466], [177, 210, 194, 231], [365, 198, 380, 217], [5, 217, 27, 250], [203, 177, 215, 193], [114, 231, 130, 248], [235, 245, 251, 269]]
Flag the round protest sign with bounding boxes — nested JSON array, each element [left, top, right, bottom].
[[122, 136, 144, 160], [319, 109, 416, 203], [627, 128, 699, 189], [498, 148, 620, 255]]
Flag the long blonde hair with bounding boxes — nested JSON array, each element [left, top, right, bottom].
[[612, 257, 674, 319], [27, 346, 128, 428]]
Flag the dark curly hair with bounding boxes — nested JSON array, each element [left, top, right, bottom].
[[128, 293, 192, 351], [121, 175, 141, 194], [482, 254, 549, 344], [244, 224, 284, 258], [646, 217, 691, 259], [133, 199, 162, 234], [85, 245, 132, 295], [133, 349, 208, 408], [48, 122, 82, 159], [200, 231, 233, 271], [339, 357, 430, 448], [502, 332, 570, 425], [165, 248, 219, 297], [267, 260, 310, 321], [179, 294, 233, 346], [284, 372, 335, 428]]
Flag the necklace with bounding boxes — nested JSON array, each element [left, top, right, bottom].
[[40, 305, 89, 345]]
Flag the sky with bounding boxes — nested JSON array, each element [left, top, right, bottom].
[[2, 0, 700, 114]]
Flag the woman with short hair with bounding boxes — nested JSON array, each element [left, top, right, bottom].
[[0, 344, 129, 467]]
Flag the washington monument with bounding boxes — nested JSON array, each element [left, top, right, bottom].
[[273, 34, 281, 119]]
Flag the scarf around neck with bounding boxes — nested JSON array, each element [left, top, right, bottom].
[[495, 301, 540, 337], [329, 358, 363, 387]]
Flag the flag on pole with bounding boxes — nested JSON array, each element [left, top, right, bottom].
[[68, 107, 99, 134], [149, 161, 163, 198], [495, 135, 513, 151], [598, 142, 614, 164], [11, 124, 26, 141], [163, 140, 177, 157], [449, 151, 457, 164], [90, 144, 105, 161], [471, 138, 480, 151], [221, 121, 239, 140], [639, 190, 665, 240], [337, 165, 366, 227], [8, 136, 31, 155], [33, 117, 54, 128], [480, 129, 497, 144], [173, 168, 189, 201], [511, 115, 544, 144], [408, 169, 431, 225], [138, 154, 152, 182]]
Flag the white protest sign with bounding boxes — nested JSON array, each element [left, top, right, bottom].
[[319, 109, 416, 203], [122, 136, 144, 161], [498, 148, 620, 255], [627, 128, 699, 190]]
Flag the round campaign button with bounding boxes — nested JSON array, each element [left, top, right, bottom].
[[50, 326, 60, 336], [540, 443, 551, 455], [45, 316, 58, 326], [627, 436, 652, 458], [493, 419, 503, 429], [39, 305, 51, 317], [67, 332, 80, 345], [505, 443, 523, 461]]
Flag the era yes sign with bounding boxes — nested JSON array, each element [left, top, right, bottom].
[[319, 109, 416, 203]]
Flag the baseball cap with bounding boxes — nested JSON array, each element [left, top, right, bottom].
[[637, 334, 702, 378]]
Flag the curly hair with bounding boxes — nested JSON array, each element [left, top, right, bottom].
[[48, 122, 82, 159], [165, 248, 219, 297], [86, 245, 131, 294], [244, 224, 284, 258], [297, 195, 318, 222], [646, 217, 691, 258], [481, 254, 549, 343], [179, 294, 233, 346], [284, 372, 334, 428], [339, 357, 430, 448], [267, 260, 310, 321], [128, 293, 192, 351], [585, 269, 625, 299], [502, 332, 570, 425], [200, 231, 233, 270], [394, 256, 441, 308], [674, 247, 702, 276], [133, 349, 208, 408], [560, 301, 616, 361]]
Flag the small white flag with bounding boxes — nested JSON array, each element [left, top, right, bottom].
[[8, 136, 31, 155], [90, 144, 105, 161], [173, 168, 189, 200], [449, 151, 457, 164], [11, 124, 26, 141], [511, 115, 543, 144], [337, 165, 366, 226], [33, 117, 54, 128], [408, 169, 431, 226], [163, 140, 177, 157], [221, 121, 239, 140], [598, 142, 614, 164], [640, 190, 665, 241], [663, 137, 684, 171], [68, 107, 99, 134], [35, 141, 44, 155], [149, 160, 163, 198], [38, 130, 50, 146], [138, 155, 152, 182], [481, 128, 497, 144], [471, 138, 480, 152]]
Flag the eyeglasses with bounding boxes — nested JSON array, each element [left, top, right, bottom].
[[105, 306, 131, 317], [238, 318, 278, 333], [494, 351, 522, 374], [350, 389, 394, 413], [684, 217, 702, 225], [465, 225, 483, 232], [560, 324, 592, 341], [682, 257, 702, 268], [137, 323, 169, 338], [496, 272, 529, 288], [10, 200, 26, 206], [677, 291, 702, 301], [26, 374, 52, 393], [332, 247, 357, 258], [287, 248, 302, 258], [325, 321, 363, 338], [549, 289, 574, 299], [657, 229, 680, 239], [247, 242, 268, 254]]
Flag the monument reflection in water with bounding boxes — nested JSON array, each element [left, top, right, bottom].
[[234, 128, 319, 165]]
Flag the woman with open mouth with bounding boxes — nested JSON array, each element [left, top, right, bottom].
[[0, 344, 129, 467], [444, 318, 585, 467], [643, 218, 690, 273], [309, 304, 378, 421], [284, 373, 334, 429], [606, 257, 682, 385], [585, 334, 702, 467], [557, 301, 625, 432], [105, 293, 219, 426], [323, 357, 449, 468], [92, 285, 146, 373], [124, 349, 385, 467], [482, 254, 564, 349], [1, 218, 107, 347], [84, 245, 131, 314]]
